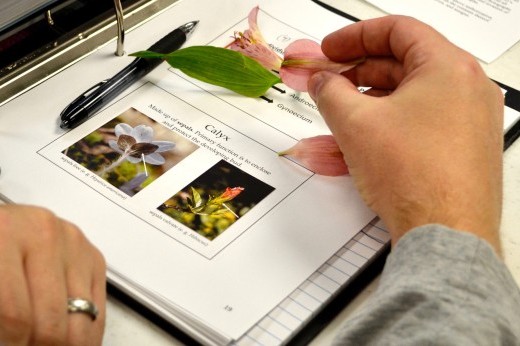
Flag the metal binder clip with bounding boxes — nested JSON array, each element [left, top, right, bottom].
[[113, 0, 125, 56]]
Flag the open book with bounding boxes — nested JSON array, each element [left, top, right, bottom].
[[0, 0, 518, 345]]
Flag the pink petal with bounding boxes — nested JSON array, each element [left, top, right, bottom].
[[284, 39, 325, 60], [279, 135, 349, 176], [225, 6, 282, 71], [247, 6, 262, 39], [280, 39, 362, 91], [240, 43, 283, 71], [279, 66, 314, 92]]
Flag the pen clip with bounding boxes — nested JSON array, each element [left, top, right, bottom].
[[60, 80, 108, 117]]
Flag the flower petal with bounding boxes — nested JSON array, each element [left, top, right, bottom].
[[278, 135, 349, 176], [280, 39, 362, 92], [280, 39, 324, 91], [152, 140, 176, 152], [114, 123, 133, 137], [108, 139, 124, 154], [241, 43, 283, 71], [144, 152, 166, 165], [220, 187, 244, 202], [125, 155, 142, 164], [247, 6, 262, 39], [117, 134, 137, 152], [131, 124, 154, 143], [284, 39, 324, 60], [279, 66, 315, 92], [226, 6, 282, 71], [128, 142, 159, 158], [211, 186, 245, 205]]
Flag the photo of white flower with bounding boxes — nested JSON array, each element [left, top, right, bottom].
[[62, 107, 198, 196], [108, 123, 175, 165]]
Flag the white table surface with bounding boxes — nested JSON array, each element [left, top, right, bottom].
[[3, 1, 515, 345]]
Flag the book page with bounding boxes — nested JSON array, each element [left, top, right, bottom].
[[365, 0, 520, 63], [0, 0, 375, 341], [41, 83, 296, 259]]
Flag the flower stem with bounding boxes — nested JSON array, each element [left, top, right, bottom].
[[102, 154, 127, 175], [222, 203, 239, 218], [142, 154, 149, 176]]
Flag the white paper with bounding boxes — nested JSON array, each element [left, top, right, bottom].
[[365, 0, 520, 63]]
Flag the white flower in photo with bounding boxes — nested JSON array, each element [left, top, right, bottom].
[[108, 123, 175, 165]]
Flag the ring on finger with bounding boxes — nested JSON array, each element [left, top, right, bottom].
[[67, 297, 99, 321]]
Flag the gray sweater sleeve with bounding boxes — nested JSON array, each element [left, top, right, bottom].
[[333, 224, 520, 346]]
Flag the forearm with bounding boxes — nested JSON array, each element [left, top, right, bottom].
[[334, 225, 520, 345]]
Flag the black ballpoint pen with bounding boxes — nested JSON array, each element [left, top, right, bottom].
[[60, 20, 198, 129]]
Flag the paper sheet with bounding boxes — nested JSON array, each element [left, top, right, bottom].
[[365, 0, 520, 63]]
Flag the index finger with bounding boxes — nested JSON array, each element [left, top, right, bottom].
[[322, 15, 450, 63]]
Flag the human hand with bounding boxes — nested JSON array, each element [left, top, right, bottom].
[[0, 205, 106, 345], [308, 16, 504, 251]]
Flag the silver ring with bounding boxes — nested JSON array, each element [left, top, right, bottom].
[[67, 298, 99, 321]]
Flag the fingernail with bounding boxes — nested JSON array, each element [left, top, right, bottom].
[[308, 72, 324, 101]]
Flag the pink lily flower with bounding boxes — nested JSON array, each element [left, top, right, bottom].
[[226, 6, 283, 71], [278, 135, 349, 176], [225, 7, 362, 93], [280, 39, 364, 92]]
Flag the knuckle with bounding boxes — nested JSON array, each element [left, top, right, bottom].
[[451, 52, 485, 83], [67, 226, 93, 254], [32, 207, 59, 229], [24, 207, 62, 242], [65, 222, 85, 241]]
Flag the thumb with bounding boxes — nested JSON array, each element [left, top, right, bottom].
[[308, 71, 367, 136]]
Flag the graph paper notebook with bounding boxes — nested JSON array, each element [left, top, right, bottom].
[[0, 0, 519, 345]]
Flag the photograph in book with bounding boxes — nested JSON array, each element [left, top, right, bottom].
[[158, 160, 275, 241], [61, 107, 199, 196]]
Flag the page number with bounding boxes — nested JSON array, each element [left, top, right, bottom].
[[224, 305, 233, 312]]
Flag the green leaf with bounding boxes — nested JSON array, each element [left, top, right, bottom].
[[189, 187, 202, 208], [130, 51, 166, 59], [131, 46, 281, 97]]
